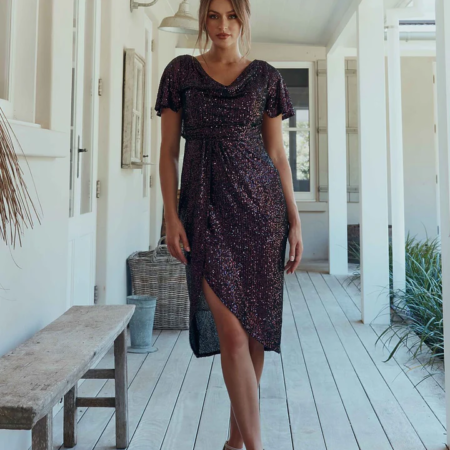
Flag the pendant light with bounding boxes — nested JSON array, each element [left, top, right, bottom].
[[131, 0, 198, 35]]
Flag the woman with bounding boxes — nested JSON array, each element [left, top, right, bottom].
[[155, 1, 303, 449]]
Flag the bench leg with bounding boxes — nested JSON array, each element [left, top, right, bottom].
[[32, 413, 52, 450], [114, 329, 129, 449], [64, 383, 78, 447]]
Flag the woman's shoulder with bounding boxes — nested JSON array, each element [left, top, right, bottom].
[[259, 60, 281, 76], [257, 60, 289, 88], [174, 54, 192, 63], [167, 54, 192, 68], [161, 54, 191, 74]]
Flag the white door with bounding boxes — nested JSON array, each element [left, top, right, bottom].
[[144, 17, 153, 246], [67, 0, 101, 307]]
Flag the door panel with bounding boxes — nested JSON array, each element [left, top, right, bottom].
[[67, 0, 101, 307]]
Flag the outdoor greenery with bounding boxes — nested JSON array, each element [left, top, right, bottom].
[[346, 232, 443, 380]]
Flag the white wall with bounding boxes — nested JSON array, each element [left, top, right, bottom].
[[96, 0, 148, 305], [353, 56, 438, 251], [400, 57, 437, 240], [0, 147, 69, 449], [148, 7, 180, 252], [95, 0, 183, 306], [0, 0, 73, 447]]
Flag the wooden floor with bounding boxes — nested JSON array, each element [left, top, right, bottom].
[[50, 271, 447, 450]]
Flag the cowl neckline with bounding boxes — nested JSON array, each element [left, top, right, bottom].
[[190, 55, 259, 89]]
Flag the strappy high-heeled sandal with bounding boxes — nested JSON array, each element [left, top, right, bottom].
[[223, 440, 244, 450]]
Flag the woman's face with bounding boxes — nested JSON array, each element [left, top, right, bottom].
[[205, 0, 242, 48]]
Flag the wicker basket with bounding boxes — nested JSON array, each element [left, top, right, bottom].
[[127, 236, 190, 330]]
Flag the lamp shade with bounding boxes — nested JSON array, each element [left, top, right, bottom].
[[159, 0, 198, 34]]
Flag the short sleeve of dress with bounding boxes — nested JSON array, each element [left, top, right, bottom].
[[154, 56, 182, 117], [264, 66, 295, 121]]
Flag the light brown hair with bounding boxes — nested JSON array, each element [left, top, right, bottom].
[[194, 0, 252, 59]]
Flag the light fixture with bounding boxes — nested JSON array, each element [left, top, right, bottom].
[[159, 0, 198, 34], [130, 0, 159, 12], [130, 0, 198, 34]]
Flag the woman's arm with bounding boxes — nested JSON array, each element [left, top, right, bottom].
[[159, 108, 190, 264], [262, 113, 303, 274]]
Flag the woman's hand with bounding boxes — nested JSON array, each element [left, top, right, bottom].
[[166, 217, 190, 265], [285, 220, 303, 274]]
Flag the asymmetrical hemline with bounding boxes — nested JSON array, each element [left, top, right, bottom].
[[202, 266, 279, 357], [154, 54, 295, 358]]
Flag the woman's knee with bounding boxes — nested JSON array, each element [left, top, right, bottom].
[[220, 324, 249, 356], [201, 276, 249, 355]]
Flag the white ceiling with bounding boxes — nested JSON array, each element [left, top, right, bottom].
[[337, 0, 436, 50], [166, 0, 425, 47], [246, 0, 356, 47]]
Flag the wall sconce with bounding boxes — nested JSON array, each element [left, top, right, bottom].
[[130, 0, 159, 12]]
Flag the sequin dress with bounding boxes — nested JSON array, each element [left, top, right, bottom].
[[154, 54, 295, 358]]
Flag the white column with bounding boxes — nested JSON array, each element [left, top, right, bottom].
[[356, 0, 390, 324], [327, 49, 348, 275], [435, 0, 450, 441], [386, 18, 406, 294]]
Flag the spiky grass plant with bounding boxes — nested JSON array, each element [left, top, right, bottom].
[[378, 234, 443, 369], [0, 107, 41, 248], [344, 232, 444, 378]]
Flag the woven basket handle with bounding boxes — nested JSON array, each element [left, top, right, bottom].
[[156, 235, 167, 248], [153, 235, 180, 264]]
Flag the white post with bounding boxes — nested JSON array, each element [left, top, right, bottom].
[[356, 0, 390, 324], [386, 17, 406, 294], [435, 0, 450, 441], [327, 49, 349, 275]]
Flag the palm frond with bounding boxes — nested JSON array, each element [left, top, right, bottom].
[[0, 107, 42, 248]]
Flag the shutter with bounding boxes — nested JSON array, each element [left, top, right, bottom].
[[317, 60, 328, 202]]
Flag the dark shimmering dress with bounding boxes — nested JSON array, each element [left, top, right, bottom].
[[154, 54, 295, 358]]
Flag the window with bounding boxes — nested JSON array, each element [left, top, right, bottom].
[[275, 62, 316, 202], [0, 0, 13, 107], [0, 0, 41, 122]]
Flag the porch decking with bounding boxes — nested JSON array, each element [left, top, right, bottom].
[[50, 270, 446, 450]]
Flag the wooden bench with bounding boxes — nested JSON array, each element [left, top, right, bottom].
[[0, 305, 136, 450]]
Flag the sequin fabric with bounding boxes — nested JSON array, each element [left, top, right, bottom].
[[155, 54, 295, 358]]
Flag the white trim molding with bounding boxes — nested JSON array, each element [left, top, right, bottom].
[[10, 121, 68, 158], [270, 60, 317, 202]]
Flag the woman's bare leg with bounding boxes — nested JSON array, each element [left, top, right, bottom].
[[202, 277, 264, 450], [228, 337, 265, 449]]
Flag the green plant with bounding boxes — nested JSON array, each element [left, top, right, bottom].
[[344, 232, 444, 381], [379, 234, 443, 365]]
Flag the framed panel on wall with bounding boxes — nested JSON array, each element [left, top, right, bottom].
[[122, 47, 146, 169]]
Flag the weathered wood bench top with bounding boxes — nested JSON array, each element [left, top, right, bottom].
[[0, 305, 135, 431]]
